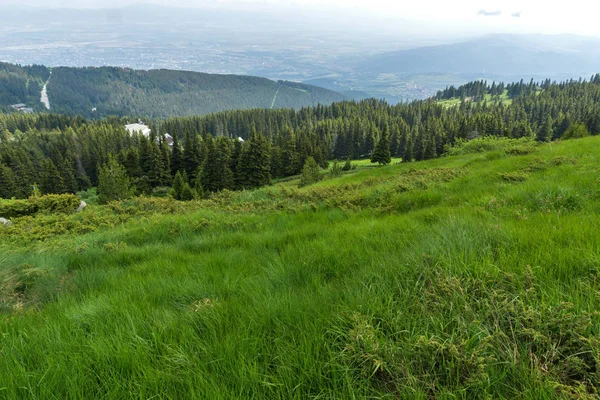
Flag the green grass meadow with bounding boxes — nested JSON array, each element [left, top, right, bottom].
[[1, 137, 600, 398]]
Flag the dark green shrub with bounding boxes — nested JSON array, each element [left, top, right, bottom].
[[330, 160, 343, 177], [0, 200, 38, 219], [179, 183, 196, 201], [562, 123, 590, 140], [152, 187, 172, 198], [342, 158, 353, 171]]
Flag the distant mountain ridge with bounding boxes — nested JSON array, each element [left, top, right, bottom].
[[360, 34, 600, 77], [0, 63, 347, 118]]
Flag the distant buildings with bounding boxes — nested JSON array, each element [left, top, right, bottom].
[[125, 122, 174, 148], [125, 122, 152, 137], [10, 104, 34, 114], [164, 133, 174, 148]]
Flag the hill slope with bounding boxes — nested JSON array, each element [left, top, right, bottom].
[[0, 63, 347, 118], [361, 34, 600, 77], [2, 136, 600, 397]]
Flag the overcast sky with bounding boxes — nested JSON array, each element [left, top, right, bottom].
[[3, 0, 600, 36]]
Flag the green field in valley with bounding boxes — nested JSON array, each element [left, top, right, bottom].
[[1, 136, 600, 398]]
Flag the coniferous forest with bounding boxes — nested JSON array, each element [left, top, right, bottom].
[[0, 62, 347, 118], [1, 75, 600, 200], [3, 71, 600, 398]]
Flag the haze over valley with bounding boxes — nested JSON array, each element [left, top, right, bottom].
[[2, 3, 600, 104]]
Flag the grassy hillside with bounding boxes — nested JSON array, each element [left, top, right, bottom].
[[2, 136, 600, 398], [0, 63, 347, 118]]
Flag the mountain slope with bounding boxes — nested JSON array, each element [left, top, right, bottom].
[[0, 63, 347, 118], [2, 136, 600, 397], [361, 34, 600, 77]]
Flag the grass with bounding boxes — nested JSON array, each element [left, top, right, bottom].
[[439, 90, 513, 108], [1, 137, 600, 398]]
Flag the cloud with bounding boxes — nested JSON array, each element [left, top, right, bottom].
[[478, 9, 502, 17], [511, 11, 522, 18]]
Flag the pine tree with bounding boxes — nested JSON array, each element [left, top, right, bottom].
[[171, 170, 187, 200], [299, 156, 322, 188], [160, 140, 172, 185], [282, 128, 300, 176], [120, 148, 142, 180], [142, 138, 168, 188], [40, 158, 67, 195], [59, 156, 78, 194], [270, 146, 284, 178], [237, 129, 271, 189], [0, 162, 16, 199], [201, 137, 234, 193], [537, 116, 553, 142], [370, 124, 392, 165], [363, 127, 376, 157], [179, 183, 196, 201], [183, 132, 201, 180], [425, 136, 437, 160], [231, 138, 243, 189], [403, 135, 414, 163], [194, 167, 205, 199], [97, 155, 133, 205], [170, 134, 184, 175]]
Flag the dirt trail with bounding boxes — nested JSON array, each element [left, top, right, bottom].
[[40, 71, 51, 110], [270, 85, 280, 109]]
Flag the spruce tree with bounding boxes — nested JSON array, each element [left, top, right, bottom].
[[170, 134, 184, 175], [282, 128, 300, 176], [142, 139, 167, 188], [59, 156, 78, 194], [97, 155, 133, 205], [537, 116, 553, 142], [201, 137, 234, 193], [403, 135, 414, 163], [40, 158, 67, 195], [370, 124, 392, 165], [231, 138, 243, 189], [183, 132, 201, 180], [237, 129, 271, 189], [364, 127, 376, 157], [299, 156, 322, 188], [194, 167, 205, 199], [179, 183, 196, 201], [171, 170, 187, 200], [0, 162, 16, 199]]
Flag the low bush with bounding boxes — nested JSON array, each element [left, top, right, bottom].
[[445, 136, 535, 156], [0, 199, 38, 219], [505, 144, 537, 155], [35, 194, 81, 214]]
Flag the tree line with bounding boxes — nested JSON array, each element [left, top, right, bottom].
[[2, 75, 600, 200]]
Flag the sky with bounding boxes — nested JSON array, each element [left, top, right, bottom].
[[2, 0, 600, 36]]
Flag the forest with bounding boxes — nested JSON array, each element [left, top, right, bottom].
[[1, 75, 599, 201], [0, 62, 347, 118], [0, 62, 50, 111]]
